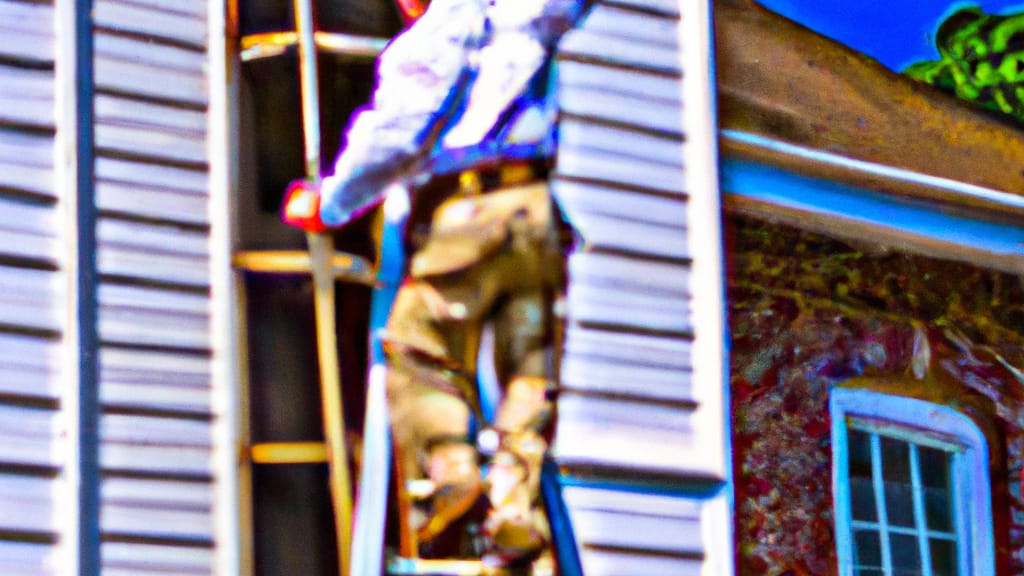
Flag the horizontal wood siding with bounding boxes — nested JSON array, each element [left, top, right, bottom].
[[0, 541, 59, 576], [0, 1, 64, 574], [561, 485, 708, 575], [93, 1, 215, 573], [553, 0, 693, 472], [552, 0, 728, 571]]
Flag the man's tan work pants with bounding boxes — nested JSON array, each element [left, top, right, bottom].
[[381, 181, 564, 556]]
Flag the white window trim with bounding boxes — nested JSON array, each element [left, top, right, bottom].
[[830, 388, 994, 576]]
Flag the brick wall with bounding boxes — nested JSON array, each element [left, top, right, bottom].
[[727, 215, 1024, 575]]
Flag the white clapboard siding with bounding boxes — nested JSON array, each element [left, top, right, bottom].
[[553, 179, 685, 225], [96, 95, 207, 140], [553, 0, 693, 469], [561, 323, 692, 370], [0, 333, 62, 399], [97, 180, 209, 226], [97, 218, 210, 287], [0, 404, 62, 470], [561, 486, 706, 576], [0, 200, 61, 264], [100, 348, 212, 414], [103, 476, 213, 512], [554, 391, 694, 472], [0, 541, 58, 576], [102, 475, 213, 540], [557, 146, 687, 196], [102, 543, 213, 576], [0, 66, 55, 129], [0, 266, 64, 333], [560, 355, 693, 401], [98, 284, 210, 349], [92, 1, 216, 573], [0, 2, 64, 574], [551, 0, 728, 572], [97, 157, 209, 196], [570, 251, 690, 297], [566, 283, 689, 333], [95, 34, 208, 107], [0, 475, 57, 534], [0, 129, 57, 200], [96, 95, 207, 165], [0, 1, 54, 64], [99, 414, 214, 477], [560, 116, 684, 165], [97, 123, 205, 165], [558, 59, 682, 133], [103, 0, 206, 17], [557, 3, 681, 74], [95, 0, 207, 47]]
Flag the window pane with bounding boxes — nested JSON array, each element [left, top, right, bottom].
[[853, 529, 882, 569], [918, 445, 950, 489], [919, 446, 954, 532], [930, 538, 958, 576], [924, 486, 954, 533], [881, 436, 911, 482], [851, 477, 877, 521], [849, 429, 873, 476], [880, 436, 915, 527], [848, 429, 877, 521], [889, 532, 921, 574], [884, 481, 915, 527]]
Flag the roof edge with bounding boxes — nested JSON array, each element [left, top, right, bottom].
[[720, 129, 1024, 223]]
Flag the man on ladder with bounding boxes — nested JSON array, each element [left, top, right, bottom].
[[285, 0, 585, 570]]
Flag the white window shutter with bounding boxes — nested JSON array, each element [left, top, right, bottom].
[[92, 1, 217, 574], [0, 0, 221, 574], [551, 0, 732, 572], [0, 1, 67, 575]]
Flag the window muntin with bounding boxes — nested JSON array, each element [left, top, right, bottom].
[[845, 426, 958, 575], [831, 389, 994, 576]]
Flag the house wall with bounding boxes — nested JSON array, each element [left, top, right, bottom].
[[727, 214, 1024, 575]]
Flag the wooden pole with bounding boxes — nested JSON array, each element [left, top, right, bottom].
[[293, 0, 353, 573], [307, 231, 353, 576]]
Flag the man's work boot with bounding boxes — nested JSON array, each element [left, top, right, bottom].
[[481, 432, 550, 568], [415, 441, 491, 559]]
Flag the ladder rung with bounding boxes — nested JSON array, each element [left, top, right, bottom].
[[233, 249, 376, 284], [250, 441, 328, 464], [387, 558, 487, 575], [240, 31, 389, 61], [387, 557, 555, 576]]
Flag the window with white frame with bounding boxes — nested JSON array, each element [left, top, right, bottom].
[[830, 388, 994, 576]]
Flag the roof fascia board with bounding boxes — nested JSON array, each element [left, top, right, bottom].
[[720, 132, 1024, 274], [721, 130, 1024, 220]]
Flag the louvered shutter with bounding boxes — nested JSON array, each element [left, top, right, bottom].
[[0, 1, 68, 575], [92, 1, 217, 574], [551, 0, 731, 572]]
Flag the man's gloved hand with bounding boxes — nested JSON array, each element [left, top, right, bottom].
[[280, 179, 328, 232]]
